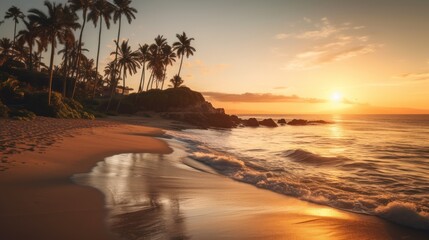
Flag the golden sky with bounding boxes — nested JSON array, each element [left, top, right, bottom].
[[2, 0, 429, 114]]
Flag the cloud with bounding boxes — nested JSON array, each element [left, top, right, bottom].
[[275, 17, 380, 70], [396, 71, 429, 82], [202, 92, 326, 103], [273, 86, 288, 90]]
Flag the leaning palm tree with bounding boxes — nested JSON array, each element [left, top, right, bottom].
[[4, 6, 25, 46], [17, 20, 38, 71], [173, 32, 196, 77], [111, 0, 137, 94], [137, 43, 148, 92], [68, 0, 93, 99], [28, 1, 80, 104], [88, 0, 114, 98]]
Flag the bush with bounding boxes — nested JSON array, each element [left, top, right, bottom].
[[0, 77, 25, 105], [25, 91, 94, 119], [9, 108, 36, 121]]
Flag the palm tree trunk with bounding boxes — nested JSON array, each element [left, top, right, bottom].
[[115, 69, 126, 113], [13, 21, 17, 47], [92, 17, 103, 99], [71, 10, 87, 99], [62, 46, 68, 97], [146, 71, 153, 91], [177, 55, 184, 77], [106, 65, 123, 113], [138, 62, 145, 93], [48, 38, 56, 105], [111, 15, 122, 94], [161, 66, 167, 90]]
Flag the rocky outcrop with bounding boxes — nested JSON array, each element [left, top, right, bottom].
[[277, 119, 287, 124], [287, 119, 331, 126], [259, 118, 278, 127], [243, 118, 259, 127]]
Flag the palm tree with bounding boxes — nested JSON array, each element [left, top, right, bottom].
[[160, 44, 176, 90], [88, 0, 114, 98], [173, 32, 196, 77], [0, 38, 14, 66], [4, 6, 25, 46], [111, 0, 137, 95], [113, 40, 140, 96], [107, 40, 140, 112], [17, 21, 38, 71], [146, 35, 166, 90], [68, 0, 93, 99], [28, 1, 80, 104], [170, 75, 183, 88], [137, 43, 148, 92]]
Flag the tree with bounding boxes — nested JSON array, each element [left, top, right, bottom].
[[137, 43, 148, 92], [170, 75, 183, 88], [17, 20, 38, 71], [88, 0, 114, 98], [0, 38, 15, 66], [68, 0, 93, 99], [111, 0, 137, 96], [28, 1, 80, 104], [172, 32, 195, 77], [146, 35, 166, 90], [109, 40, 140, 112], [4, 6, 25, 46], [160, 44, 176, 90]]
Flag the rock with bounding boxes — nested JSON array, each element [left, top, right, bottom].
[[207, 113, 236, 128], [308, 120, 330, 125], [259, 118, 278, 127], [243, 118, 259, 127], [277, 119, 287, 124], [287, 119, 308, 126]]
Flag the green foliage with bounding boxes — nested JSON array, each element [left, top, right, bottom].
[[9, 108, 36, 121], [0, 77, 25, 105], [25, 91, 94, 119], [0, 100, 9, 118]]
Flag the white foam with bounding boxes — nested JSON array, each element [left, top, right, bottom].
[[375, 201, 429, 230]]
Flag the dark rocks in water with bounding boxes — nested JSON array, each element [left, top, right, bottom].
[[243, 118, 259, 127], [287, 119, 308, 126], [288, 119, 331, 126], [259, 118, 278, 127], [277, 119, 287, 124], [163, 112, 237, 128]]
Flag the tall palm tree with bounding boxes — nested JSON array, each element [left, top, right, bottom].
[[28, 1, 80, 104], [17, 20, 38, 71], [108, 40, 140, 112], [173, 32, 196, 77], [137, 43, 148, 92], [4, 6, 25, 46], [111, 0, 137, 95], [113, 40, 140, 95], [160, 44, 176, 90], [145, 43, 163, 91], [88, 0, 114, 98], [68, 0, 93, 99]]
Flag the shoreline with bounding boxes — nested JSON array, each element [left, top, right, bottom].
[[1, 116, 428, 239]]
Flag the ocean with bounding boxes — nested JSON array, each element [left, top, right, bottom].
[[169, 114, 429, 230]]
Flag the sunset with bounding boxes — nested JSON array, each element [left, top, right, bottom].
[[0, 0, 428, 239]]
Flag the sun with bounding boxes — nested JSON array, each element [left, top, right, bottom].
[[331, 92, 343, 103]]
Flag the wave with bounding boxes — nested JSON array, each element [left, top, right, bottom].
[[187, 146, 429, 230], [283, 149, 350, 166]]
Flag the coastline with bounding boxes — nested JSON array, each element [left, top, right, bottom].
[[1, 116, 428, 239]]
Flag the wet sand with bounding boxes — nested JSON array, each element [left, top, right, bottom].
[[1, 116, 428, 239]]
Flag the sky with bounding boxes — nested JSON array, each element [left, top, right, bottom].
[[1, 0, 429, 114]]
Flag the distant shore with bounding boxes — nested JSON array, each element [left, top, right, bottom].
[[1, 115, 428, 239]]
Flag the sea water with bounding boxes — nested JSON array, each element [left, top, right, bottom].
[[169, 114, 429, 230]]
